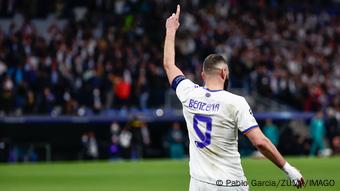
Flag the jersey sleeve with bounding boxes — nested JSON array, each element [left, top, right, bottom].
[[236, 97, 259, 134], [171, 75, 197, 102]]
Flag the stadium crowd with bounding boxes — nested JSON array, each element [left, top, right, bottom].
[[0, 0, 339, 116]]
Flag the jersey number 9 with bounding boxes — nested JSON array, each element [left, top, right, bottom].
[[193, 114, 212, 149]]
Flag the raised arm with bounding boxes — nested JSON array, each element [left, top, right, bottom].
[[164, 5, 184, 85], [246, 128, 305, 188]]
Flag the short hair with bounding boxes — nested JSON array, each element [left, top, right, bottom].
[[202, 54, 228, 75]]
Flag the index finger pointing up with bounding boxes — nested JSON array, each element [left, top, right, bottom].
[[175, 5, 180, 18]]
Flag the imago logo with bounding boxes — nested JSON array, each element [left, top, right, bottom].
[[216, 179, 224, 186]]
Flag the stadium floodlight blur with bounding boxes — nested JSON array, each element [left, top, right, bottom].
[[0, 0, 339, 161]]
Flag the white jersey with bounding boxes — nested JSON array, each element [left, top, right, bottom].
[[173, 76, 258, 187]]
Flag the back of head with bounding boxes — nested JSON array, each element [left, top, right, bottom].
[[202, 54, 229, 90], [202, 54, 228, 75]]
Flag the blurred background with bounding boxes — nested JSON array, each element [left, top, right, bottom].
[[0, 0, 339, 163]]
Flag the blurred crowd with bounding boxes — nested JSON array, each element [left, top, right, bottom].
[[0, 0, 339, 116]]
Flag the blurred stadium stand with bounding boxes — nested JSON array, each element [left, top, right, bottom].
[[0, 0, 339, 161]]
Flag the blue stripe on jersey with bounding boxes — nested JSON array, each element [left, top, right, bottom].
[[171, 75, 186, 90], [242, 125, 259, 134]]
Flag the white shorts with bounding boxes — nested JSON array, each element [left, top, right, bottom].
[[189, 178, 249, 191]]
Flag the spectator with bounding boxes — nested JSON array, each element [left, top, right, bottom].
[[1, 75, 14, 114], [309, 111, 326, 156], [167, 122, 185, 159], [113, 75, 131, 108], [263, 119, 279, 146], [109, 122, 121, 160], [326, 108, 339, 151], [80, 132, 99, 160], [122, 116, 150, 159], [119, 125, 132, 159]]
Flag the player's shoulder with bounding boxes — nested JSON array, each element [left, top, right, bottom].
[[219, 91, 251, 114], [175, 77, 199, 90], [220, 90, 247, 104]]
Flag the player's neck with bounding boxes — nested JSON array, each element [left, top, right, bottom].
[[204, 80, 224, 91]]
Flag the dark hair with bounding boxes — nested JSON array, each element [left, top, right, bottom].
[[202, 54, 227, 74]]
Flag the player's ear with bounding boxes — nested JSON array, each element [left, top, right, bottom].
[[220, 69, 226, 80], [201, 71, 205, 81]]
